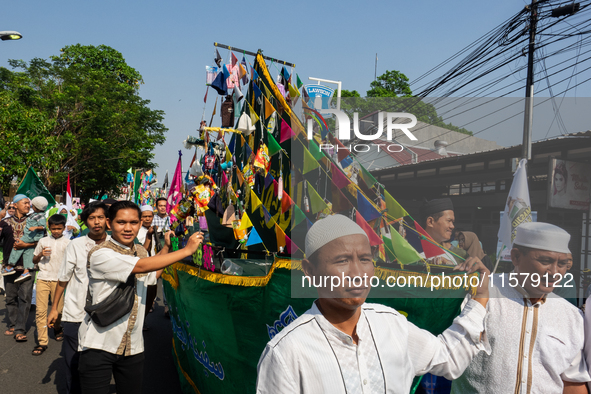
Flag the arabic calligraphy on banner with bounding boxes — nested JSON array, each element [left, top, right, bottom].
[[171, 314, 225, 380], [266, 305, 299, 340]]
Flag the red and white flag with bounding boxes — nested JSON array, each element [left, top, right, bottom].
[[166, 151, 183, 219], [66, 173, 73, 211]]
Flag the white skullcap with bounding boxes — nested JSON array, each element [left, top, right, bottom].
[[305, 214, 368, 257], [31, 196, 48, 211], [140, 205, 154, 213], [514, 222, 571, 254]]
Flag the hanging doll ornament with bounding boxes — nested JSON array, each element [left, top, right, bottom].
[[277, 151, 284, 200], [202, 244, 215, 272], [192, 244, 203, 267], [253, 142, 271, 175]]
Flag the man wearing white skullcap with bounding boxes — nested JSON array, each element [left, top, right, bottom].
[[257, 214, 491, 394], [453, 222, 590, 394]]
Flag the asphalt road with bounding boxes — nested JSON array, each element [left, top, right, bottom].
[[0, 281, 183, 394]]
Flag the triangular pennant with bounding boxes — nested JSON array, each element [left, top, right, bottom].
[[281, 192, 293, 214], [307, 181, 328, 214], [262, 83, 272, 100], [285, 235, 297, 254], [262, 205, 272, 222], [384, 191, 408, 220], [281, 66, 290, 82], [267, 133, 282, 156], [222, 64, 230, 79], [244, 141, 253, 159], [355, 211, 383, 246], [251, 189, 262, 211], [236, 167, 244, 186], [296, 74, 303, 89], [238, 212, 253, 229], [389, 225, 423, 265], [215, 48, 222, 67], [246, 228, 263, 246], [292, 204, 306, 227], [331, 163, 350, 189], [403, 219, 424, 254], [303, 146, 320, 175], [248, 102, 260, 124], [308, 139, 325, 160], [331, 182, 353, 213], [264, 173, 274, 189], [276, 224, 286, 250], [231, 52, 238, 67], [225, 146, 232, 162], [414, 221, 446, 258], [221, 171, 229, 187], [253, 83, 262, 100], [288, 83, 300, 98], [240, 56, 248, 85], [264, 96, 275, 120], [382, 235, 397, 261], [280, 119, 295, 143], [356, 190, 382, 222], [251, 66, 259, 80]]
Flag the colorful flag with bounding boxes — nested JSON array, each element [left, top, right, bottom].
[[251, 66, 259, 80], [166, 152, 183, 216], [240, 56, 248, 85], [308, 140, 324, 160], [384, 191, 408, 220], [292, 204, 306, 227], [356, 190, 381, 222], [238, 212, 253, 230], [214, 48, 222, 67], [296, 74, 303, 89], [302, 147, 319, 175], [414, 221, 445, 258], [66, 173, 73, 211], [331, 163, 350, 189], [281, 192, 293, 214], [306, 181, 328, 214], [389, 225, 422, 265], [267, 133, 282, 156], [250, 189, 262, 211], [331, 183, 353, 213], [15, 167, 57, 206], [231, 52, 238, 67], [280, 120, 295, 143], [355, 211, 383, 246], [275, 224, 286, 250], [246, 228, 262, 246], [264, 96, 275, 119]]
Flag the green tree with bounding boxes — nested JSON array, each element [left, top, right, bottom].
[[0, 45, 167, 200], [337, 70, 472, 136]]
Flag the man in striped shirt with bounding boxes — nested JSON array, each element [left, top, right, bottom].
[[257, 214, 491, 393]]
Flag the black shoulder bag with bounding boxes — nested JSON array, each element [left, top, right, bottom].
[[84, 274, 137, 327]]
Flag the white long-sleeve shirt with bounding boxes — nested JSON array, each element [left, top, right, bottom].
[[256, 300, 489, 394], [453, 273, 590, 394]]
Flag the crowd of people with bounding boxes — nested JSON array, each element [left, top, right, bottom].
[[0, 194, 201, 394], [1, 191, 590, 394]]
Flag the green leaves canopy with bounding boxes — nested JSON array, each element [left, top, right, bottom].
[[0, 45, 167, 200]]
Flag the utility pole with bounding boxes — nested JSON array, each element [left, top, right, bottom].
[[521, 0, 538, 160], [375, 53, 378, 81]]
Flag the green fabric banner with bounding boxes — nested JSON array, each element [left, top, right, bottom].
[[163, 260, 471, 394], [16, 167, 56, 206]]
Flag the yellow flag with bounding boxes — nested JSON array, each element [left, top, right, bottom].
[[275, 224, 286, 249], [262, 83, 272, 99], [238, 212, 253, 230], [248, 102, 260, 124], [250, 189, 262, 211], [225, 146, 232, 162], [288, 83, 300, 97], [264, 96, 275, 120]]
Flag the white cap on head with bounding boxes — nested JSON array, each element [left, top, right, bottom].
[[305, 214, 368, 257], [513, 222, 571, 254], [140, 205, 154, 213], [31, 196, 48, 211]]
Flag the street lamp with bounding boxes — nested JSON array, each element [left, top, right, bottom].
[[0, 31, 23, 41]]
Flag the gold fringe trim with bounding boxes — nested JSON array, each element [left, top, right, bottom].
[[163, 258, 297, 288], [172, 337, 201, 394], [163, 258, 476, 295]]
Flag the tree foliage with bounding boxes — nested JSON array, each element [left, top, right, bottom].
[[338, 70, 473, 136], [0, 45, 167, 200]]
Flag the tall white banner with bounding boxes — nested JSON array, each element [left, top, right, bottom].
[[498, 158, 533, 254]]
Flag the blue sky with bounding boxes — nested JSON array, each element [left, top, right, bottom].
[[2, 0, 590, 179]]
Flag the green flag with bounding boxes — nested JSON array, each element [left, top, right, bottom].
[[359, 164, 377, 187], [382, 235, 397, 261], [385, 190, 408, 220], [308, 140, 325, 160], [292, 204, 306, 228], [267, 132, 282, 156], [302, 147, 319, 174], [307, 181, 328, 214], [389, 225, 422, 265], [16, 167, 56, 206], [296, 74, 303, 89], [133, 169, 142, 203]]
